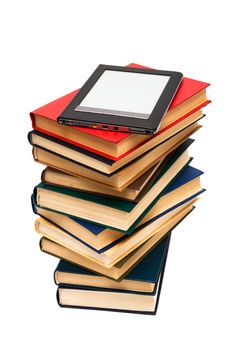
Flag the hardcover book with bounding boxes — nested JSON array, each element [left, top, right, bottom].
[[36, 200, 196, 268], [33, 164, 205, 253], [56, 234, 171, 315], [33, 141, 192, 231], [41, 138, 194, 201], [55, 234, 171, 294], [28, 109, 202, 175], [30, 63, 210, 160], [40, 206, 194, 280], [28, 62, 210, 315], [32, 122, 200, 188]]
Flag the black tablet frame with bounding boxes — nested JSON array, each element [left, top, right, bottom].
[[57, 65, 183, 135]]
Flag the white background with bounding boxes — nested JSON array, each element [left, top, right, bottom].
[[1, 1, 232, 349]]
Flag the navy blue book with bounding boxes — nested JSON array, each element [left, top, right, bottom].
[[55, 234, 170, 293], [32, 165, 205, 253], [56, 234, 171, 315]]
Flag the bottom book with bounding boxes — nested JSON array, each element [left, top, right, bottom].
[[56, 234, 171, 315]]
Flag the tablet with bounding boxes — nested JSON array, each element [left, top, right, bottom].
[[58, 65, 183, 134]]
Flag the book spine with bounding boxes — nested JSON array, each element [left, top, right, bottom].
[[41, 168, 47, 183], [39, 237, 44, 252], [33, 186, 38, 206], [54, 265, 59, 286], [31, 194, 38, 214], [30, 112, 36, 129], [153, 233, 171, 315], [27, 131, 33, 145], [56, 288, 61, 306]]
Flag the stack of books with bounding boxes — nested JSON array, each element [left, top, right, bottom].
[[29, 63, 210, 315]]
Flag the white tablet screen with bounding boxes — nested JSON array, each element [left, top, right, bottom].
[[75, 70, 170, 119]]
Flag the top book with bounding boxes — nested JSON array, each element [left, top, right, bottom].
[[30, 63, 210, 160]]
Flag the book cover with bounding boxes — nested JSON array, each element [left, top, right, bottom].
[[41, 138, 194, 203], [56, 235, 171, 314], [33, 188, 202, 253], [34, 164, 203, 234], [28, 112, 204, 176], [30, 63, 210, 160], [33, 140, 195, 214], [55, 233, 170, 293], [40, 206, 194, 281], [33, 164, 205, 250], [33, 141, 195, 234], [30, 120, 202, 182]]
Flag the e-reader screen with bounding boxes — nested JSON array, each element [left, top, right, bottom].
[[58, 65, 183, 134], [75, 70, 170, 120]]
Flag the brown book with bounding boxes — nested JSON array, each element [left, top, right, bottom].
[[41, 154, 170, 202]]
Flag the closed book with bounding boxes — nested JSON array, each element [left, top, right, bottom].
[[41, 138, 194, 202], [33, 164, 205, 253], [56, 235, 171, 315], [30, 63, 210, 160], [55, 234, 170, 294], [28, 108, 203, 175], [40, 205, 194, 280], [36, 200, 196, 268], [33, 141, 192, 232], [32, 121, 201, 188], [35, 166, 204, 267]]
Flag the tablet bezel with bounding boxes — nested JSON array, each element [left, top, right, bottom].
[[57, 65, 183, 134]]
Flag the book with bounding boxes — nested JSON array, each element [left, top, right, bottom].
[[29, 63, 210, 315], [33, 164, 204, 253], [56, 235, 171, 315], [57, 283, 163, 314], [28, 109, 202, 175], [41, 159, 163, 202], [31, 121, 200, 189], [54, 234, 170, 293], [31, 63, 210, 160], [34, 164, 203, 267], [35, 199, 196, 268], [40, 206, 194, 280], [41, 138, 194, 201], [33, 141, 191, 232]]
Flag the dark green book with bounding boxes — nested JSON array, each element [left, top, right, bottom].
[[34, 139, 193, 232]]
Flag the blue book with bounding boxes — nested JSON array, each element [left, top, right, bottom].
[[56, 234, 171, 315], [55, 234, 170, 292], [33, 165, 204, 254]]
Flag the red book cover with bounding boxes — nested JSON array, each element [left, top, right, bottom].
[[30, 63, 210, 159]]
